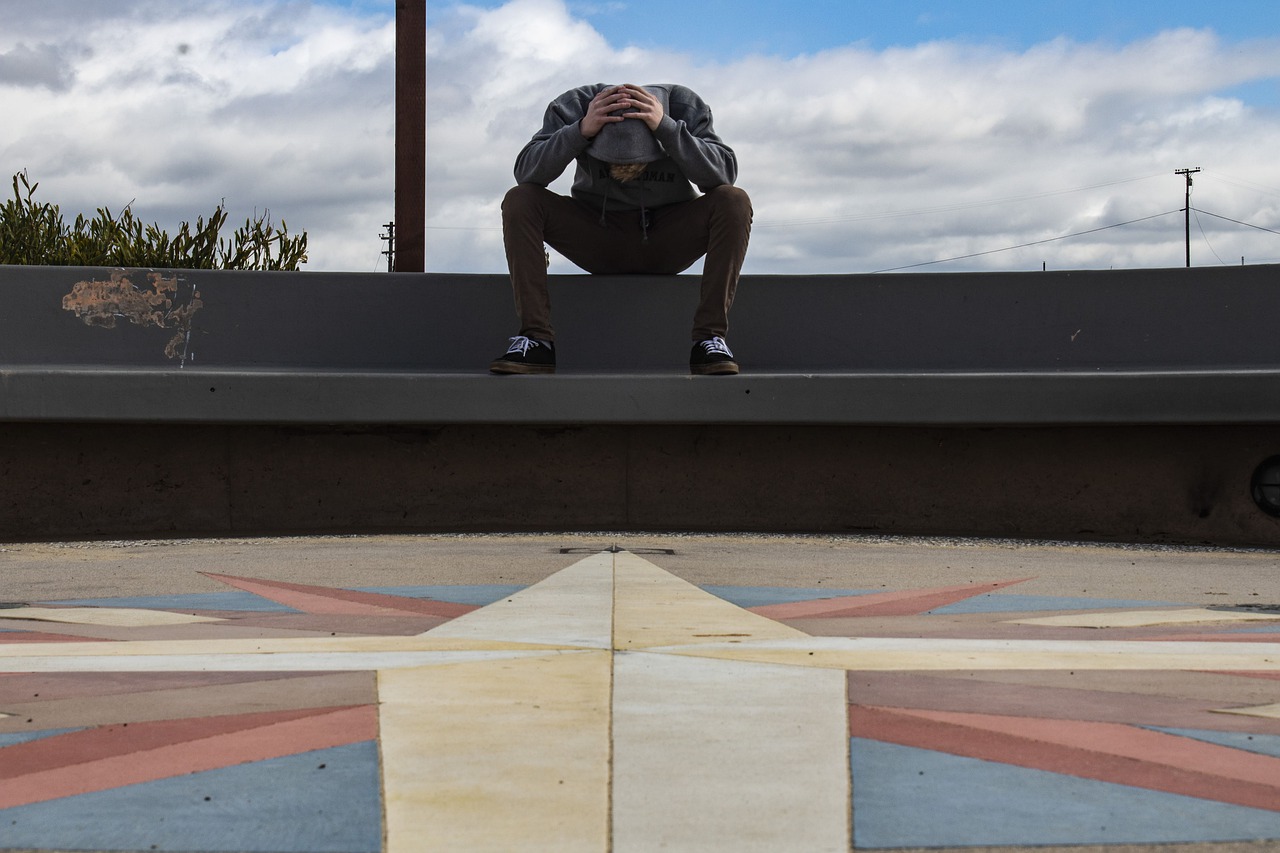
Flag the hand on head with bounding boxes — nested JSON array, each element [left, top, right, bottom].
[[579, 84, 664, 138]]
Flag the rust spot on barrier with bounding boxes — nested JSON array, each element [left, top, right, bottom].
[[62, 270, 203, 366]]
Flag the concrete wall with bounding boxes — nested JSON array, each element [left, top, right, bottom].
[[4, 264, 1280, 372], [2, 264, 1279, 545], [1, 422, 1278, 546]]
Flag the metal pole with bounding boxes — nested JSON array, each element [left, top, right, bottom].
[[394, 0, 426, 272]]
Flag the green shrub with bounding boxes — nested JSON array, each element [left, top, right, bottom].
[[0, 171, 308, 270]]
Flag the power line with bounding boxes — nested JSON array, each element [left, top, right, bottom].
[[1191, 207, 1280, 237], [873, 205, 1279, 273], [1192, 207, 1226, 265], [870, 210, 1180, 273], [1200, 170, 1280, 200]]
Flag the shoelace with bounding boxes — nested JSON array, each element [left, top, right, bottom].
[[505, 335, 542, 356], [699, 336, 734, 357]]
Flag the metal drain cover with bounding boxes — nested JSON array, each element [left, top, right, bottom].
[[558, 547, 676, 556]]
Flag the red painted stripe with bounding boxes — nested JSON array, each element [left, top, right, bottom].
[[1202, 670, 1280, 681], [845, 671, 1280, 734], [752, 578, 1033, 619], [202, 572, 477, 617], [850, 704, 1280, 813], [0, 705, 366, 779], [0, 705, 376, 809]]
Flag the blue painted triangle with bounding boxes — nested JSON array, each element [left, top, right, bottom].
[[48, 591, 297, 612], [0, 742, 381, 852], [700, 584, 868, 607], [928, 593, 1176, 614], [357, 583, 525, 605], [851, 738, 1280, 848], [1144, 725, 1280, 759], [0, 727, 83, 748]]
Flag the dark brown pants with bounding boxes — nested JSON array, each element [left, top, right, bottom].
[[501, 183, 753, 342]]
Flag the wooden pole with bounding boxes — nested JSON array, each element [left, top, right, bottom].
[[394, 0, 425, 272], [1175, 167, 1199, 269]]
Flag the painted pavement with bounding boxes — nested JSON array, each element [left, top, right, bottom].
[[0, 550, 1278, 851]]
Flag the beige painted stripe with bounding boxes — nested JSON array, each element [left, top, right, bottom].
[[653, 636, 1280, 672], [0, 634, 569, 660], [0, 649, 567, 673], [1212, 702, 1280, 719], [378, 651, 611, 853], [612, 652, 849, 852], [1009, 608, 1280, 628], [0, 607, 221, 627], [612, 552, 807, 650], [422, 552, 613, 649]]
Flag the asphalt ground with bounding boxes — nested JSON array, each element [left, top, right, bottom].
[[5, 532, 1278, 605], [1, 533, 1278, 853]]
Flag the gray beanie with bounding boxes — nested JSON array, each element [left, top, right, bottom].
[[587, 85, 670, 165]]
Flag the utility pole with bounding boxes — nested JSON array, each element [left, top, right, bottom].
[[380, 221, 396, 271], [1175, 167, 1200, 268], [394, 0, 425, 272]]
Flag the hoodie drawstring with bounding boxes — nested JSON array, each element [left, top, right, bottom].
[[639, 184, 650, 242], [598, 178, 650, 242]]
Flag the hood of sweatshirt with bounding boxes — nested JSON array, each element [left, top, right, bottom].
[[587, 85, 670, 165]]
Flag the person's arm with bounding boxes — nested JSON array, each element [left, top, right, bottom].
[[654, 112, 737, 191], [513, 86, 618, 186], [621, 85, 737, 191]]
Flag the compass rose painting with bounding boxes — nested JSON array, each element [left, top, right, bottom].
[[1, 550, 1278, 851]]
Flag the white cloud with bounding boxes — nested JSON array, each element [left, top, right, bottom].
[[1, 1, 395, 271], [4, 0, 1280, 272]]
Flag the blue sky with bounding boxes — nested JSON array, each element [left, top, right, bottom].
[[417, 0, 1280, 112], [421, 0, 1280, 58]]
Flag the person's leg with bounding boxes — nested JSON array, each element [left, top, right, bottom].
[[501, 184, 647, 341], [501, 184, 575, 342], [641, 186, 753, 341]]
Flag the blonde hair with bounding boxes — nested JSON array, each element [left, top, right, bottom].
[[609, 162, 649, 183]]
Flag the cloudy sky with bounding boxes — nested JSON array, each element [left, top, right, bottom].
[[4, 0, 1280, 274]]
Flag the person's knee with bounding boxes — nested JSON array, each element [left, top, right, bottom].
[[710, 184, 750, 203], [502, 183, 545, 218], [707, 185, 752, 220]]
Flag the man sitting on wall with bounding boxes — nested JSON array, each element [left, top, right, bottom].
[[490, 82, 753, 376]]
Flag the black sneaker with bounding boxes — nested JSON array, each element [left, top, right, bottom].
[[690, 336, 739, 375], [490, 336, 555, 374]]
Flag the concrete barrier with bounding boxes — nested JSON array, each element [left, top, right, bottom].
[[2, 264, 1278, 544]]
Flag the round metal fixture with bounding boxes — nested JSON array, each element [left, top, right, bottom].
[[1250, 456, 1280, 517]]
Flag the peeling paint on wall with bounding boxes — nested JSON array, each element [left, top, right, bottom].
[[62, 270, 203, 366]]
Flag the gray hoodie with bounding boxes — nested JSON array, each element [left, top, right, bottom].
[[513, 83, 738, 213]]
